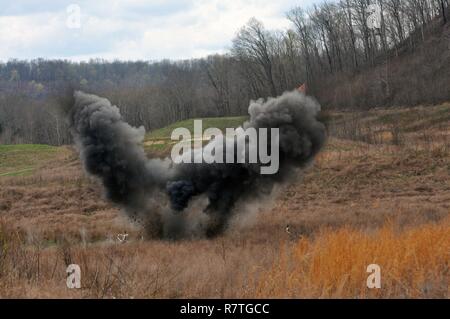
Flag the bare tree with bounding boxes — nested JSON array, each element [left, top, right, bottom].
[[232, 18, 278, 97]]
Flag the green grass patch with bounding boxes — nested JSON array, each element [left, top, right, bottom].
[[145, 116, 248, 140], [0, 144, 59, 177], [143, 116, 248, 157]]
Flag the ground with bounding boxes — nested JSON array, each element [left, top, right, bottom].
[[0, 105, 449, 298]]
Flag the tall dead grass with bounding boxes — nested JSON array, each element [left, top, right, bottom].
[[252, 218, 449, 298]]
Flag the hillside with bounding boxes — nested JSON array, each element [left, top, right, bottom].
[[143, 116, 247, 156], [0, 106, 448, 298], [318, 16, 450, 109]]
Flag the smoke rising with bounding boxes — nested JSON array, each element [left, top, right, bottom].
[[70, 90, 326, 239]]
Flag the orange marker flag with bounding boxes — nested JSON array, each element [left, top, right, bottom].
[[298, 83, 307, 94]]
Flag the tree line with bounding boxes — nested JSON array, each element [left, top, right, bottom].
[[0, 0, 448, 145]]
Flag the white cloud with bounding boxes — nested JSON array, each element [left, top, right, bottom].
[[0, 0, 320, 61], [0, 13, 62, 58]]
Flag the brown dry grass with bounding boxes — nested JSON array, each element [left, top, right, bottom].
[[0, 105, 449, 298], [253, 218, 449, 298]]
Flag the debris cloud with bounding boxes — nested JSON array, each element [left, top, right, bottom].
[[70, 90, 326, 239]]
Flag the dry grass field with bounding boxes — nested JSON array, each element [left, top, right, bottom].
[[0, 104, 449, 298]]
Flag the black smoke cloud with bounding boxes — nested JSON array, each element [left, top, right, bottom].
[[70, 90, 326, 238]]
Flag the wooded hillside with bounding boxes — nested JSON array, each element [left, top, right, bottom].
[[0, 0, 448, 145]]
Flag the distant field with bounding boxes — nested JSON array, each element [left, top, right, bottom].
[[145, 116, 248, 140], [143, 115, 248, 156], [0, 144, 60, 177], [326, 103, 450, 146]]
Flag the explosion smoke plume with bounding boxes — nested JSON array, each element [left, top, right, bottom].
[[70, 90, 326, 238]]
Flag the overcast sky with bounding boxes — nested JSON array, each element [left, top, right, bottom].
[[0, 0, 325, 62]]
